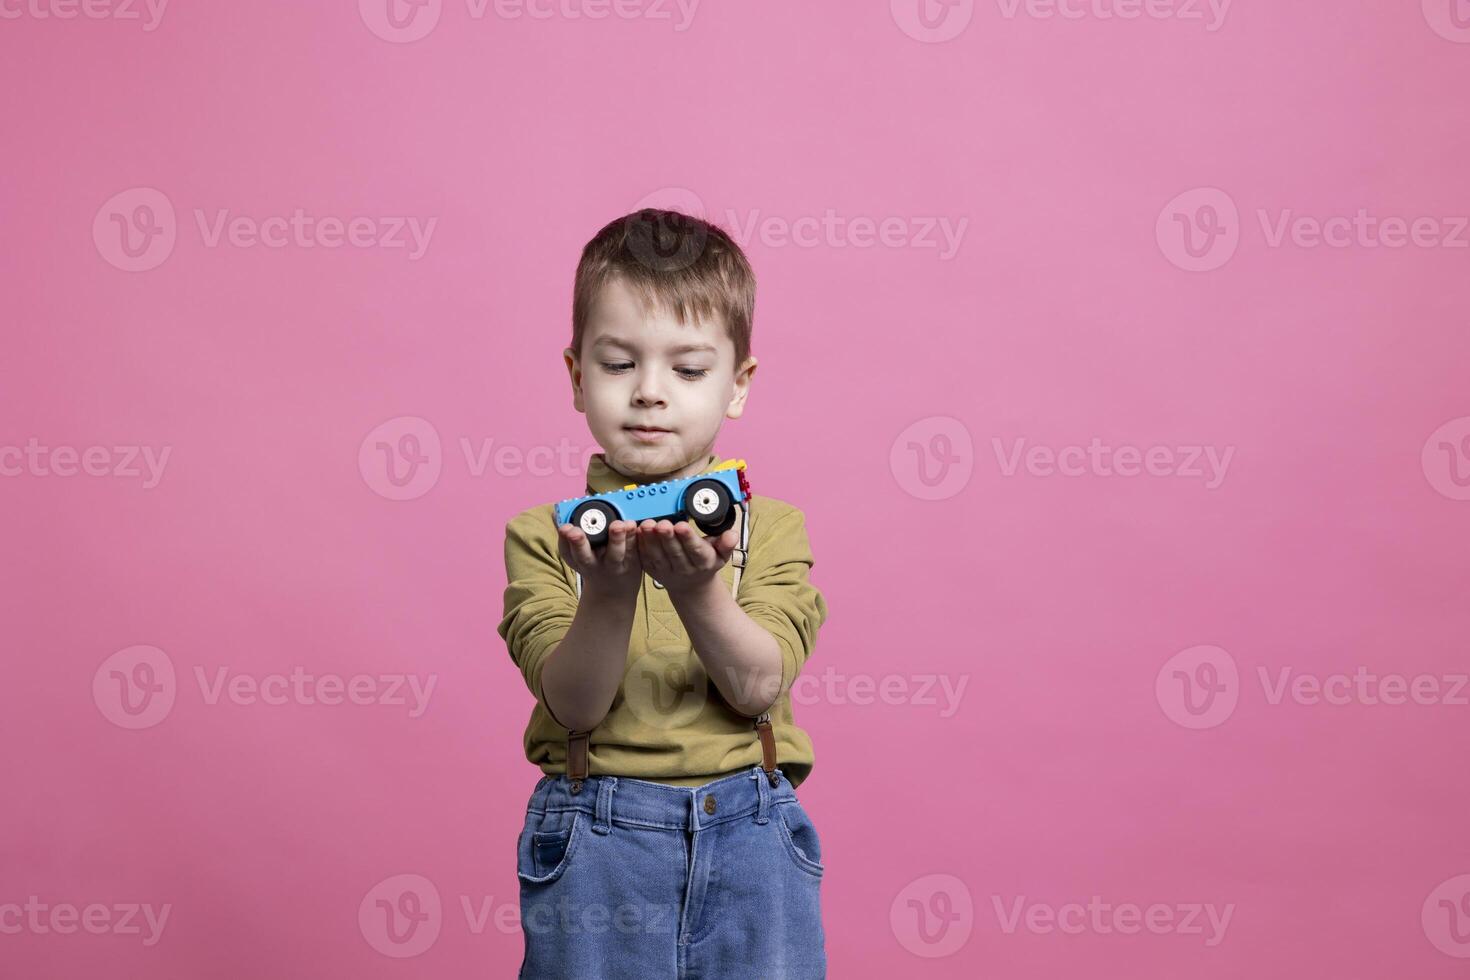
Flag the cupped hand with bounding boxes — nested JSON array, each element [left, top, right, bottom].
[[635, 518, 739, 595], [557, 519, 643, 598]]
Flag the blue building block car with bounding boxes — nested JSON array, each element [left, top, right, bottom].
[[553, 459, 751, 548]]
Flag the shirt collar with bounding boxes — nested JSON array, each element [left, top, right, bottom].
[[584, 451, 723, 494]]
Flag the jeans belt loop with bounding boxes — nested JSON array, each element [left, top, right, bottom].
[[754, 765, 772, 825], [592, 776, 617, 835]]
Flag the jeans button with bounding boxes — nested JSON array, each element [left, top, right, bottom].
[[704, 795, 717, 815]]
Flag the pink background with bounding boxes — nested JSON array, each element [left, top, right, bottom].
[[4, 1, 1469, 977]]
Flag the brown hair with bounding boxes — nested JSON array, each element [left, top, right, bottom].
[[571, 209, 755, 369]]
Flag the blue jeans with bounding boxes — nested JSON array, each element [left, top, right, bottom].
[[515, 764, 827, 979]]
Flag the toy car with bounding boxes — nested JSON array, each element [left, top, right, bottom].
[[553, 459, 751, 548]]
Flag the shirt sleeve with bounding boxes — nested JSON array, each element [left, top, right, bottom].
[[737, 504, 830, 702], [497, 509, 578, 726]]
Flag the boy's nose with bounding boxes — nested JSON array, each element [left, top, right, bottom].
[[633, 379, 666, 406]]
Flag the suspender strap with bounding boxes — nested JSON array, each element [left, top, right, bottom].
[[755, 710, 779, 787], [567, 728, 590, 794], [566, 499, 770, 790]]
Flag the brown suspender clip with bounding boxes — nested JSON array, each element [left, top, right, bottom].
[[565, 500, 777, 793], [755, 710, 779, 787]]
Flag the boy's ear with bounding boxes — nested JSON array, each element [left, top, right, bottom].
[[563, 346, 585, 414], [726, 355, 757, 421]]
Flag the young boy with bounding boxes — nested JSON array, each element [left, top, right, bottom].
[[497, 209, 830, 978]]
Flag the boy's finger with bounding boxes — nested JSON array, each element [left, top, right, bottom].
[[637, 530, 664, 570], [570, 530, 595, 568], [672, 522, 707, 567], [556, 526, 577, 568], [663, 524, 695, 574], [709, 527, 738, 563], [605, 522, 629, 565]]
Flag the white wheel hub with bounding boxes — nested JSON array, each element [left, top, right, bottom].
[[690, 487, 720, 516]]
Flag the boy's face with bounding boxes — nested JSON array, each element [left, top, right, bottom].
[[565, 277, 756, 484]]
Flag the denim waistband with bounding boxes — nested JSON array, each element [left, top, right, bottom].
[[526, 764, 797, 834]]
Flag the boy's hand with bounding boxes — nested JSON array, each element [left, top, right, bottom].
[[636, 519, 739, 595], [557, 520, 643, 599]]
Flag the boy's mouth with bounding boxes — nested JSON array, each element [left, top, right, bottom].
[[625, 425, 673, 442]]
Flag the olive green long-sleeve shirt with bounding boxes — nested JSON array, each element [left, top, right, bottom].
[[498, 452, 829, 788]]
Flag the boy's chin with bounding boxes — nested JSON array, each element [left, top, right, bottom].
[[602, 442, 686, 477]]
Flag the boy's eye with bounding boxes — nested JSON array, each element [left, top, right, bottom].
[[600, 361, 709, 381]]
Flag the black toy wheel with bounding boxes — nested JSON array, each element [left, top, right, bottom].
[[682, 479, 734, 535], [569, 499, 619, 547]]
